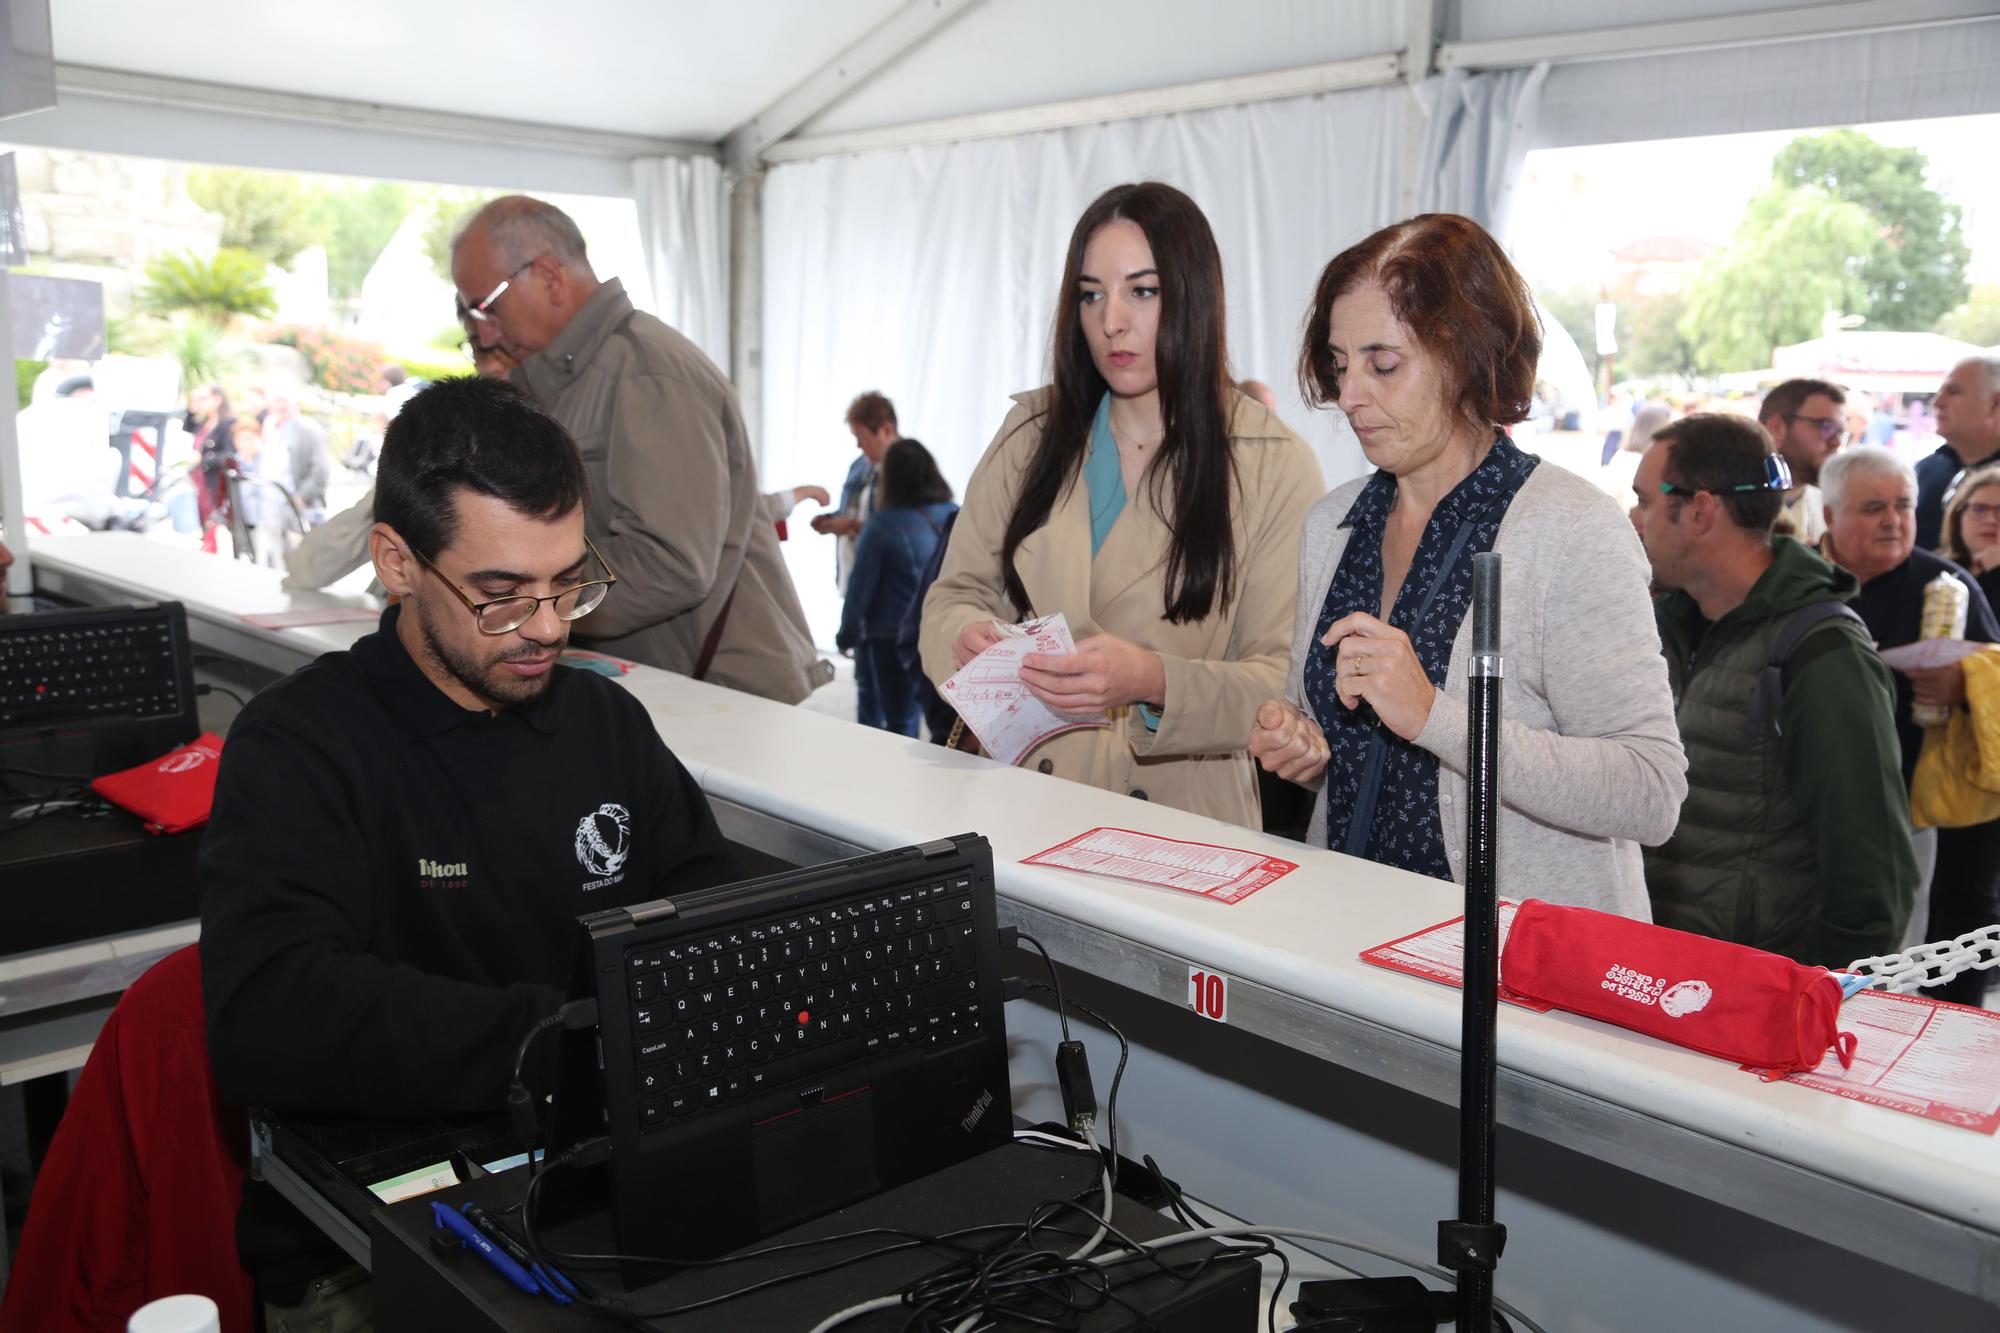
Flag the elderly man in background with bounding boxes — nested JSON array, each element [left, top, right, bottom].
[[1822, 446, 2000, 1002], [452, 196, 825, 702], [1916, 355, 2000, 552], [263, 392, 331, 523], [283, 330, 518, 592], [1632, 415, 1913, 965], [1757, 378, 1847, 545]]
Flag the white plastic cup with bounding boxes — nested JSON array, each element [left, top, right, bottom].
[[127, 1294, 221, 1333]]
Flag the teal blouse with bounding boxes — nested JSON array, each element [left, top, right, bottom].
[[1083, 394, 1161, 730], [1085, 393, 1126, 556]]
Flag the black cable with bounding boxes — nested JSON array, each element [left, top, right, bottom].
[[1025, 981, 1128, 1196], [0, 794, 97, 836], [962, 1197, 1273, 1332], [1143, 1153, 1212, 1230], [197, 682, 250, 709], [1014, 931, 1071, 1042], [502, 997, 1101, 1326], [505, 938, 1169, 1329], [528, 1156, 1092, 1323]]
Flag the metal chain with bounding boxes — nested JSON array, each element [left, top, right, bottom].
[[1845, 925, 2000, 994]]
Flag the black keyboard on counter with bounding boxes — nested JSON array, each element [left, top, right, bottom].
[[0, 602, 198, 778], [625, 877, 983, 1128], [0, 603, 191, 730]]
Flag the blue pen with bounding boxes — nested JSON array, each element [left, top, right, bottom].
[[431, 1201, 543, 1298], [462, 1202, 575, 1305]]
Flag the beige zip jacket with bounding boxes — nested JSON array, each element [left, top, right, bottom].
[[515, 280, 827, 703]]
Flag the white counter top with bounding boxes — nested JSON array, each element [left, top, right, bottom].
[[29, 531, 2000, 1241]]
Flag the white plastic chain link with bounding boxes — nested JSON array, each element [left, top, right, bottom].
[[1846, 924, 2000, 994]]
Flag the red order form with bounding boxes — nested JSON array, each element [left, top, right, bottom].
[[1749, 989, 2000, 1134], [1358, 902, 1554, 1012], [1022, 827, 1296, 904]]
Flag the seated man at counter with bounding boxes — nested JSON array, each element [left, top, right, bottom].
[[1630, 414, 1915, 966], [200, 376, 741, 1325]]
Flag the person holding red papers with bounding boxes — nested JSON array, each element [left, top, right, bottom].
[[919, 182, 1323, 827]]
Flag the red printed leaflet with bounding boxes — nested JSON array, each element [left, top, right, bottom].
[[1749, 989, 2000, 1134], [1023, 827, 1295, 904], [1358, 901, 1554, 1012]]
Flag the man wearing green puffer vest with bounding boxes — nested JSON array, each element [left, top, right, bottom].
[[1630, 414, 1916, 968]]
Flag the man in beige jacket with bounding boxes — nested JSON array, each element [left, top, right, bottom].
[[452, 197, 826, 703]]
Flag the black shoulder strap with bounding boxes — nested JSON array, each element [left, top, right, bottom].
[[1744, 601, 1870, 740]]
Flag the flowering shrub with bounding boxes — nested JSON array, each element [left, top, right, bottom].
[[265, 325, 384, 395]]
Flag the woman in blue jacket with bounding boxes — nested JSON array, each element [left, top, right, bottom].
[[838, 439, 958, 735]]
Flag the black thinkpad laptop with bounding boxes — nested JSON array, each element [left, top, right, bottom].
[[560, 832, 1013, 1264]]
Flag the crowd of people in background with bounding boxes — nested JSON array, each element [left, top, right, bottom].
[[1617, 360, 2000, 989], [895, 186, 1996, 996], [16, 187, 1986, 1331], [14, 188, 1999, 995]]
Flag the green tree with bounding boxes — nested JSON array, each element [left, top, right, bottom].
[[16, 359, 45, 410], [162, 319, 250, 391], [136, 248, 278, 323], [1623, 292, 1700, 380], [1678, 187, 1876, 373], [1937, 283, 2000, 349], [309, 181, 423, 300], [422, 191, 499, 285], [186, 167, 322, 268], [1774, 130, 1971, 330]]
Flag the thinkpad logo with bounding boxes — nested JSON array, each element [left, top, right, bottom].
[[575, 803, 632, 889]]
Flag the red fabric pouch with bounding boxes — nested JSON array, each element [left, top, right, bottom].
[[1500, 898, 1854, 1075], [89, 733, 226, 835]]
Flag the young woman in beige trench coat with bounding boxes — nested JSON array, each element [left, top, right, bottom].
[[919, 182, 1323, 828]]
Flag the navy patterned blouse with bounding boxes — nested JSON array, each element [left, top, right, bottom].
[[1304, 434, 1538, 879]]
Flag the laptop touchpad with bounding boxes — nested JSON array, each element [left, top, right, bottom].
[[753, 1089, 880, 1232]]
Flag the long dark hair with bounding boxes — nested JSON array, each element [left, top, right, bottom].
[[999, 182, 1237, 625], [878, 438, 953, 510]]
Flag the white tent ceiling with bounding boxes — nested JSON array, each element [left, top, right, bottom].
[[48, 0, 912, 142], [11, 0, 1999, 192]]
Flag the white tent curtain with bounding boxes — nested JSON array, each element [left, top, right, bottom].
[[759, 85, 1405, 643], [632, 154, 731, 369], [1414, 62, 1549, 247]]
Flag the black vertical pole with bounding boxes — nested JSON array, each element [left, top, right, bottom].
[[1452, 552, 1505, 1330]]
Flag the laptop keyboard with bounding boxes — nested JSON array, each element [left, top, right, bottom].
[[624, 875, 984, 1132], [0, 615, 185, 729]]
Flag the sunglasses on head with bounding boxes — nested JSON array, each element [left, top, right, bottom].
[[1660, 454, 1793, 498]]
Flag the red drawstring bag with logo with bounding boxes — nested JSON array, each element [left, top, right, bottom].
[[1500, 898, 1855, 1076], [90, 733, 226, 835]]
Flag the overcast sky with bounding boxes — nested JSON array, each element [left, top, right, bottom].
[[1514, 113, 2000, 295]]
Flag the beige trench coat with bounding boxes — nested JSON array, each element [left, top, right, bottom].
[[920, 388, 1323, 828]]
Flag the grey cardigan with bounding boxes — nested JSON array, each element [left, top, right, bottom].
[[1288, 463, 1687, 919]]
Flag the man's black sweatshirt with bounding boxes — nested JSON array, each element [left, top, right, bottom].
[[199, 605, 740, 1299]]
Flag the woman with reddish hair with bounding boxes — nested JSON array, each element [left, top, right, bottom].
[[1248, 215, 1684, 914]]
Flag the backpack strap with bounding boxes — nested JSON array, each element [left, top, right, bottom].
[[1744, 601, 1870, 740]]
